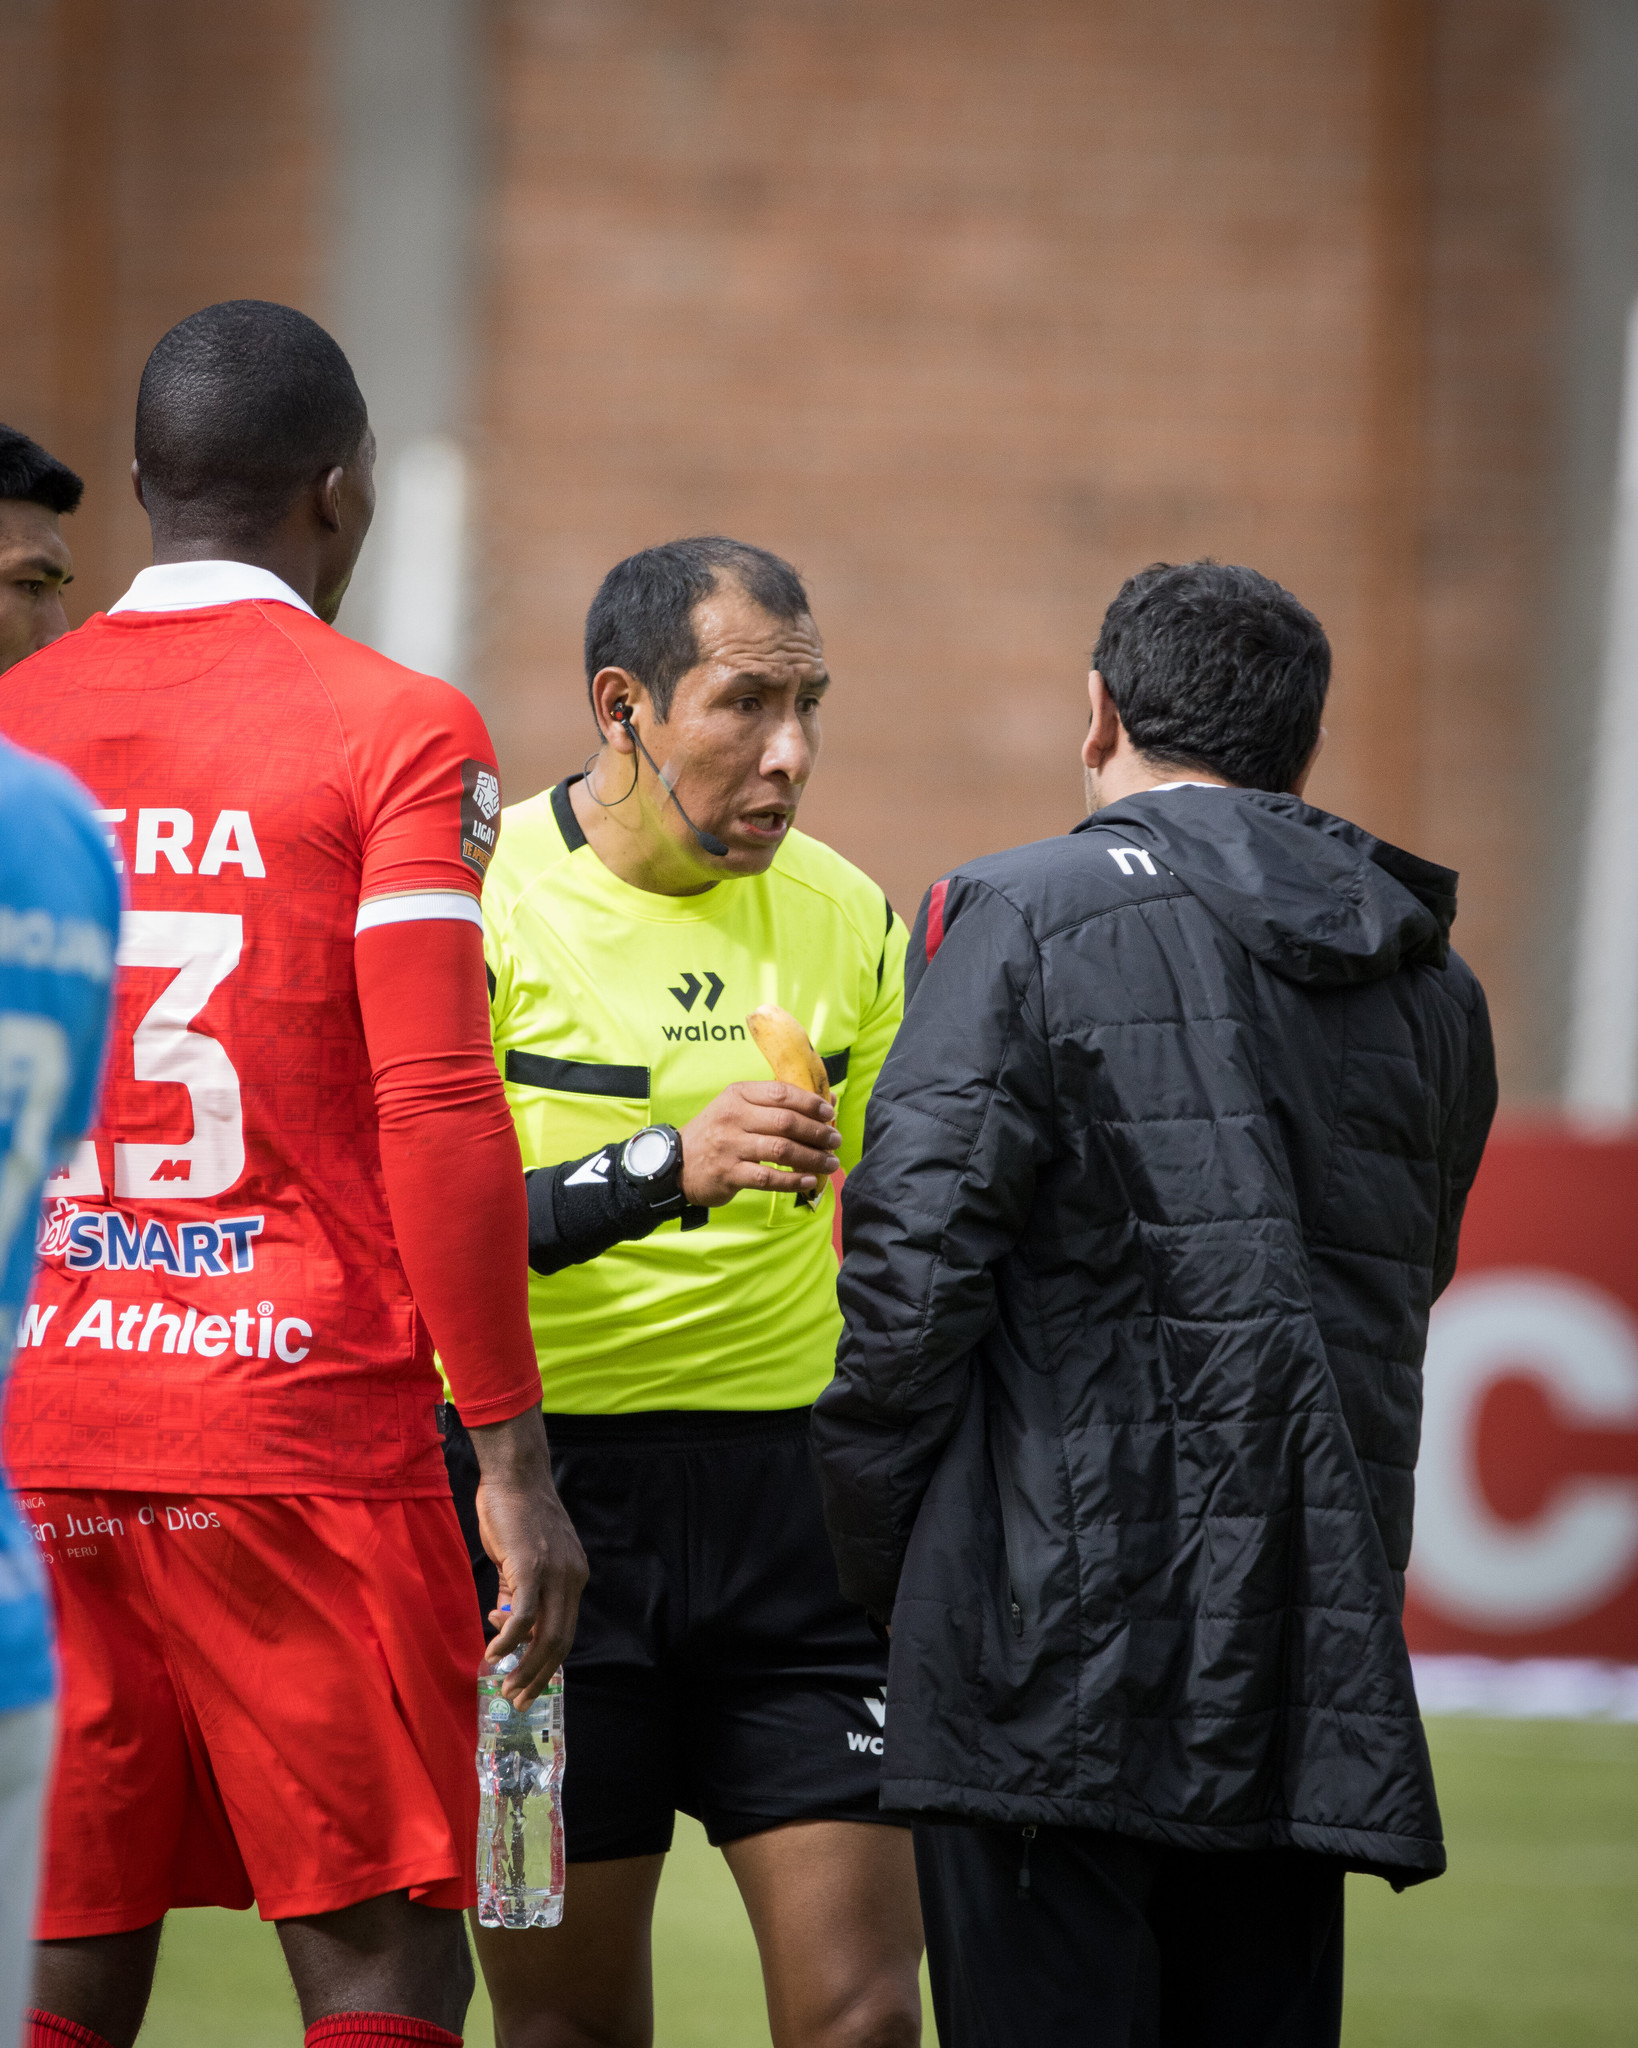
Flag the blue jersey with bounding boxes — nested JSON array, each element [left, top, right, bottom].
[[0, 738, 118, 1714]]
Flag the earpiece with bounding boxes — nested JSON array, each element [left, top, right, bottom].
[[609, 699, 729, 858]]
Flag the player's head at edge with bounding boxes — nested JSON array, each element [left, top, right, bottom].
[[0, 422, 81, 675], [575, 536, 830, 895], [134, 300, 375, 627]]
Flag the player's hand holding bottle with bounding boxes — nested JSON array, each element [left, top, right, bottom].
[[471, 1410, 588, 1704]]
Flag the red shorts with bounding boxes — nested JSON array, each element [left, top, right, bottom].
[[29, 1489, 483, 1934]]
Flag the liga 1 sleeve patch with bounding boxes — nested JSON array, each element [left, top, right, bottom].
[[460, 759, 502, 880]]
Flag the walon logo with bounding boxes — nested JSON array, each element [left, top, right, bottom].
[[669, 972, 724, 1013], [663, 970, 745, 1044]]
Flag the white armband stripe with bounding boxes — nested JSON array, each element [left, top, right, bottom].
[[355, 890, 485, 936]]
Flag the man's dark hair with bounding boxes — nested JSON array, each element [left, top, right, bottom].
[[0, 425, 83, 516], [1092, 561, 1330, 793], [134, 301, 368, 537], [584, 536, 811, 721]]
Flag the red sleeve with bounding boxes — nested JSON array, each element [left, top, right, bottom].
[[350, 672, 503, 906], [354, 917, 541, 1426]]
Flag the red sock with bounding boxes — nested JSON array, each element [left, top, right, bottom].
[[304, 2018, 462, 2047], [28, 2015, 114, 2048]]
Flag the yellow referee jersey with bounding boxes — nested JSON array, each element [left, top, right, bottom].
[[484, 779, 908, 1413]]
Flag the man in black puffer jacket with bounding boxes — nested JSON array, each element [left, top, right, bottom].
[[812, 561, 1496, 2048]]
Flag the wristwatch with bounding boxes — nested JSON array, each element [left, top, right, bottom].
[[619, 1123, 685, 1210]]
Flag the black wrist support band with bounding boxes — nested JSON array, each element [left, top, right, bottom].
[[524, 1146, 706, 1277]]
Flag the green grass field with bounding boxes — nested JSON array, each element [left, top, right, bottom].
[[138, 1716, 1638, 2045]]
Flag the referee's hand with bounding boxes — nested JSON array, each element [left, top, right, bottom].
[[469, 1408, 588, 1703], [680, 1081, 841, 1205]]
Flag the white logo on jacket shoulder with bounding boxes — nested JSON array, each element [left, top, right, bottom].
[[1107, 846, 1157, 878]]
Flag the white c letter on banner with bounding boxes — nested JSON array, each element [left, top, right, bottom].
[[1412, 1271, 1638, 1629]]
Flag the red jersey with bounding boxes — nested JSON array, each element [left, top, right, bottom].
[[0, 569, 516, 1496]]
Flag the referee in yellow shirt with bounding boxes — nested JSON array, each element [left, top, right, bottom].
[[444, 538, 922, 2048]]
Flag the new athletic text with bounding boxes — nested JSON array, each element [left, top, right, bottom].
[[15, 1296, 311, 1360]]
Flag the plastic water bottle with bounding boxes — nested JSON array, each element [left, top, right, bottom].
[[476, 1653, 566, 1929]]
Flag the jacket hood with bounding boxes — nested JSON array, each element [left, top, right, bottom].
[[1077, 787, 1457, 987]]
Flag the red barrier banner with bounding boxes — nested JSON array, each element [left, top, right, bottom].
[[1404, 1129, 1638, 1661]]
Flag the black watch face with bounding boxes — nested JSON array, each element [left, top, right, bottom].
[[623, 1126, 676, 1181]]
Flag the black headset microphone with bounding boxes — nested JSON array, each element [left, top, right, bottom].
[[611, 702, 730, 857]]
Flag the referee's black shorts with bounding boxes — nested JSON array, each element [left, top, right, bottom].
[[440, 1403, 902, 1860]]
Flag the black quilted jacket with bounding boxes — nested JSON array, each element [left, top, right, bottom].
[[813, 787, 1496, 1884]]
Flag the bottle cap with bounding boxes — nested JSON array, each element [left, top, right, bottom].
[[487, 1605, 522, 1679]]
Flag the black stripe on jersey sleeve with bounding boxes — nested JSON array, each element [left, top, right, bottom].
[[506, 1048, 651, 1098], [486, 962, 497, 1001], [822, 1050, 850, 1086], [876, 891, 893, 990]]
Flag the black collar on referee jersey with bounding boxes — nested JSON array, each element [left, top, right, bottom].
[[551, 777, 589, 853], [555, 772, 894, 997]]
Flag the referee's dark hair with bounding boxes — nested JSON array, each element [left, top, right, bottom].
[[0, 425, 83, 516], [585, 537, 811, 723], [1092, 560, 1331, 794], [135, 301, 368, 539]]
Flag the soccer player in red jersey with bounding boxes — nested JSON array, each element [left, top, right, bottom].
[[0, 301, 587, 2048]]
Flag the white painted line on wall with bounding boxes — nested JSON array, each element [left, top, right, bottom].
[[371, 434, 468, 685], [1568, 296, 1638, 1119]]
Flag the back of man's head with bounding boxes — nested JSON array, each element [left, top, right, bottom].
[[135, 301, 367, 540], [0, 425, 83, 516], [1093, 561, 1330, 793], [584, 536, 811, 721]]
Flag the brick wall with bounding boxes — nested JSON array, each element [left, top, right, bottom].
[[1418, 0, 1564, 1094], [0, 0, 1567, 1099], [0, 0, 324, 620], [476, 0, 1566, 1097], [0, 3, 60, 443]]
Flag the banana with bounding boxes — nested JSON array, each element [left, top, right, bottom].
[[746, 1005, 832, 1102], [746, 1005, 831, 1209]]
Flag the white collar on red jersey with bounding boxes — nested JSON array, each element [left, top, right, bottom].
[[108, 560, 318, 619]]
